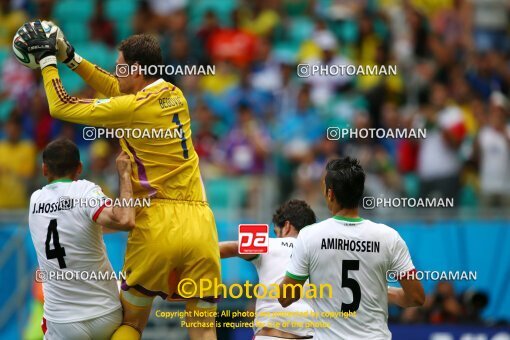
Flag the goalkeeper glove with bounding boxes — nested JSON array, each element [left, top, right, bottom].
[[56, 32, 82, 70], [17, 20, 57, 69]]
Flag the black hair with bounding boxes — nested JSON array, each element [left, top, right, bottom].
[[324, 157, 365, 209], [272, 199, 317, 232], [42, 138, 80, 178]]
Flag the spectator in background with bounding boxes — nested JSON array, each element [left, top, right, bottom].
[[473, 92, 510, 207], [303, 30, 353, 106], [239, 0, 281, 38], [400, 281, 490, 325], [217, 102, 273, 215], [34, 0, 55, 21], [359, 42, 404, 128], [430, 0, 471, 52], [461, 290, 489, 324], [273, 86, 324, 202], [449, 66, 478, 136], [404, 4, 430, 60], [355, 13, 387, 66], [167, 6, 188, 35], [207, 8, 259, 68], [0, 0, 27, 47], [274, 85, 323, 157], [218, 102, 271, 175], [424, 281, 463, 324], [1, 55, 35, 101], [466, 51, 509, 101], [22, 89, 53, 150], [273, 62, 300, 118], [196, 10, 221, 63], [342, 110, 402, 197], [250, 38, 283, 94], [89, 0, 116, 47], [0, 115, 36, 208], [293, 151, 326, 212], [282, 103, 338, 207], [468, 0, 509, 52], [199, 60, 239, 96], [418, 82, 466, 200], [87, 140, 117, 198], [224, 67, 274, 121], [192, 102, 225, 176], [148, 0, 187, 33], [132, 0, 158, 34], [296, 19, 329, 62], [396, 113, 420, 176], [164, 32, 199, 84], [319, 0, 364, 20], [379, 102, 402, 162]]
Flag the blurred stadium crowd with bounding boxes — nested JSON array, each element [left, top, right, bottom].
[[0, 0, 509, 213], [389, 281, 491, 325], [0, 0, 509, 333]]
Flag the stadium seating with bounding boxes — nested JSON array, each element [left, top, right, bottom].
[[288, 17, 315, 43], [54, 0, 94, 25], [272, 41, 300, 63], [105, 0, 137, 41], [0, 48, 9, 73], [73, 42, 116, 70], [104, 0, 138, 21], [60, 21, 90, 44], [188, 0, 238, 28], [205, 177, 247, 211], [0, 99, 15, 122], [0, 48, 13, 122]]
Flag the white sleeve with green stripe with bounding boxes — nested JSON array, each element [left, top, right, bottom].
[[286, 232, 309, 281]]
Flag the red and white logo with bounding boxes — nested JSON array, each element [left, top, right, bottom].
[[238, 224, 269, 254]]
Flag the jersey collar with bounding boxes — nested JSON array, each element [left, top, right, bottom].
[[49, 178, 73, 184], [142, 78, 165, 91], [333, 215, 364, 223]]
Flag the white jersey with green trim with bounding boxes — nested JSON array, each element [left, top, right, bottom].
[[286, 216, 415, 340], [28, 179, 121, 323], [250, 237, 314, 337]]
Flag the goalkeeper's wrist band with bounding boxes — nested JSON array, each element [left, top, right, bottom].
[[40, 55, 57, 69], [65, 52, 82, 70]]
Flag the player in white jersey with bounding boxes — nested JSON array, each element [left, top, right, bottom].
[[28, 138, 136, 339], [220, 200, 317, 339], [279, 157, 425, 340]]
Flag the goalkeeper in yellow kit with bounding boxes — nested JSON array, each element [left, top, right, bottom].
[[18, 20, 220, 340]]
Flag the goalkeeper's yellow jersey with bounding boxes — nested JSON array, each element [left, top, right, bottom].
[[42, 60, 206, 201]]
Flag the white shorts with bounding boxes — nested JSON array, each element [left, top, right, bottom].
[[43, 308, 122, 340]]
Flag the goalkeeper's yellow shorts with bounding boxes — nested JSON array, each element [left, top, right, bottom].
[[121, 199, 221, 301]]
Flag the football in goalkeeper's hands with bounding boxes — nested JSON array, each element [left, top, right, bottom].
[[12, 21, 64, 69]]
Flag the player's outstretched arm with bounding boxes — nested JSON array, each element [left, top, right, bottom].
[[20, 21, 133, 127], [279, 231, 309, 307], [278, 276, 306, 307], [388, 278, 425, 307], [56, 26, 122, 97], [41, 65, 134, 127], [96, 152, 135, 231], [219, 241, 258, 260], [388, 232, 425, 307], [73, 58, 123, 97]]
